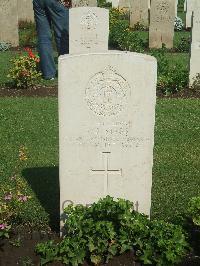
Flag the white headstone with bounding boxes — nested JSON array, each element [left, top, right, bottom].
[[186, 0, 200, 28], [149, 0, 175, 49], [130, 0, 149, 27], [112, 0, 119, 8], [17, 0, 34, 22], [69, 7, 109, 54], [148, 0, 151, 9], [189, 10, 200, 85], [72, 0, 97, 7], [175, 0, 178, 17], [184, 0, 186, 12], [0, 0, 19, 46], [59, 51, 157, 220]]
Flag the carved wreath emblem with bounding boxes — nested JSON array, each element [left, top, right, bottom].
[[156, 1, 169, 13], [85, 66, 130, 117], [80, 10, 98, 30]]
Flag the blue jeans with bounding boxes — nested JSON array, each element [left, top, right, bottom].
[[33, 0, 69, 79]]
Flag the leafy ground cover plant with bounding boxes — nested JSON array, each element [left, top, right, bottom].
[[182, 196, 200, 256], [19, 21, 37, 48], [36, 196, 189, 266], [109, 8, 147, 52], [188, 197, 200, 227], [150, 47, 188, 95], [7, 47, 41, 89], [175, 36, 190, 52]]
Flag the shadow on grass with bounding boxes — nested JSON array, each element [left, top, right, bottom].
[[22, 167, 60, 232]]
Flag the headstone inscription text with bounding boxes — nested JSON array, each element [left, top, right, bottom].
[[0, 0, 19, 46], [59, 52, 157, 226], [149, 0, 175, 48], [72, 0, 97, 7], [69, 7, 109, 54]]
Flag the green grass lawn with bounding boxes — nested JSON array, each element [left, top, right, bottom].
[[0, 98, 199, 227]]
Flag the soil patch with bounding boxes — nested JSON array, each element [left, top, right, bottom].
[[0, 86, 200, 99], [0, 86, 58, 97], [0, 228, 142, 266], [0, 227, 200, 266]]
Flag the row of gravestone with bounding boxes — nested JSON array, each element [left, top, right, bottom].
[[0, 0, 199, 48], [0, 0, 97, 47]]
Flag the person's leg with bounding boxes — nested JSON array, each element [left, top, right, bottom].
[[33, 0, 56, 79], [45, 0, 69, 55]]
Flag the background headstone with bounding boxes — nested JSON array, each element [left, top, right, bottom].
[[184, 0, 186, 12], [17, 0, 34, 22], [59, 51, 157, 219], [0, 0, 19, 47], [189, 10, 200, 85], [69, 7, 109, 54], [130, 0, 149, 27], [149, 0, 175, 48], [118, 0, 131, 12], [112, 0, 119, 8], [185, 0, 200, 28], [148, 0, 151, 9], [175, 0, 178, 17], [186, 0, 195, 28], [72, 0, 97, 7]]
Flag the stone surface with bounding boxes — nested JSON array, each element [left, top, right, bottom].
[[112, 0, 119, 8], [72, 0, 97, 7], [184, 0, 186, 12], [118, 0, 131, 11], [17, 0, 34, 22], [0, 0, 19, 46], [186, 0, 195, 28], [189, 10, 200, 85], [175, 0, 178, 16], [149, 0, 175, 48], [69, 7, 109, 54], [148, 0, 151, 9], [130, 0, 149, 27], [59, 51, 157, 220], [186, 0, 200, 28]]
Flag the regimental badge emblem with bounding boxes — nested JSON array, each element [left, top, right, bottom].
[[85, 66, 131, 117], [80, 10, 98, 30]]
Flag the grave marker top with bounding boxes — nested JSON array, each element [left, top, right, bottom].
[[72, 0, 97, 7], [69, 7, 109, 54]]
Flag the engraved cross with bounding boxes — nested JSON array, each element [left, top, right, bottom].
[[90, 152, 122, 197]]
